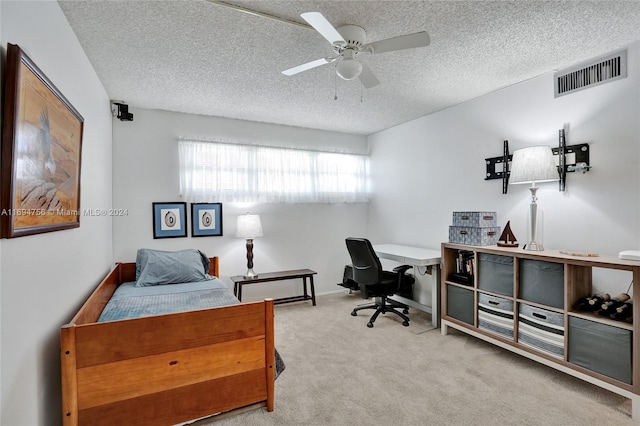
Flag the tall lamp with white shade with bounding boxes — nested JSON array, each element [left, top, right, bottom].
[[236, 214, 263, 278], [509, 146, 559, 251]]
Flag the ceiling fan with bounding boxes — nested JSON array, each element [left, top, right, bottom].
[[282, 12, 431, 88]]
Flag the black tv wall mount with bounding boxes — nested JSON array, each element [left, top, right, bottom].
[[485, 129, 590, 194]]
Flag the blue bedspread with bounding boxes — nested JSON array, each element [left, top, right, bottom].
[[98, 279, 237, 322]]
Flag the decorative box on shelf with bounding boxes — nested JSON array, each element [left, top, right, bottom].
[[449, 226, 500, 246], [449, 211, 499, 246], [452, 211, 497, 227]]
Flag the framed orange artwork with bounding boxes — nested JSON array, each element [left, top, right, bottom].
[[1, 43, 84, 238]]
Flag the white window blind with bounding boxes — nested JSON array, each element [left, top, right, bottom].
[[179, 139, 370, 203]]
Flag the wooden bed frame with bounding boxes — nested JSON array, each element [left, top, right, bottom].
[[60, 257, 275, 426]]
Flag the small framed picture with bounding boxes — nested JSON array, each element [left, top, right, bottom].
[[152, 202, 187, 239], [191, 203, 223, 237]]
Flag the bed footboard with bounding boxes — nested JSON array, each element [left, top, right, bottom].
[[61, 260, 275, 426]]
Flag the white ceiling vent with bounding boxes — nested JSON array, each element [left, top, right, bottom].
[[554, 49, 627, 97]]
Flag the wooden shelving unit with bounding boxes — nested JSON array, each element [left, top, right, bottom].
[[441, 242, 640, 420]]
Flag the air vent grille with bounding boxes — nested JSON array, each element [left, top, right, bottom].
[[554, 49, 627, 97]]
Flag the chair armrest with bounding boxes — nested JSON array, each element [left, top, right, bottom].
[[392, 265, 415, 295], [393, 265, 412, 275]]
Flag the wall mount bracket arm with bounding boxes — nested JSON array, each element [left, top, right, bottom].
[[484, 140, 511, 194], [552, 136, 590, 192]]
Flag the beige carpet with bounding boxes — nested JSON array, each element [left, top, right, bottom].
[[199, 292, 634, 426]]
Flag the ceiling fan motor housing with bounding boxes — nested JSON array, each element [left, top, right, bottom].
[[334, 25, 366, 80], [336, 25, 366, 50]]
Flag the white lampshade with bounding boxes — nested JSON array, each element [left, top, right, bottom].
[[236, 214, 263, 239], [336, 57, 362, 80], [509, 146, 559, 185]]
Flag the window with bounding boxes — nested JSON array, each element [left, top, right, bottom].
[[178, 139, 370, 203]]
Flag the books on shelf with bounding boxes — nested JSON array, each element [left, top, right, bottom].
[[456, 250, 475, 275], [449, 250, 475, 285]]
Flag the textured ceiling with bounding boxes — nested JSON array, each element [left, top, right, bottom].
[[58, 0, 640, 135]]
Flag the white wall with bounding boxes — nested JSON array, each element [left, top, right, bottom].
[[0, 1, 113, 425], [112, 108, 369, 300], [368, 41, 640, 295]]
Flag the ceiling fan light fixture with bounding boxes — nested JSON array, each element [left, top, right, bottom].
[[336, 57, 362, 80]]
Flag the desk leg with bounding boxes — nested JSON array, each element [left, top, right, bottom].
[[309, 275, 316, 306], [233, 282, 238, 297], [431, 265, 440, 329], [408, 265, 440, 334], [237, 283, 243, 302]]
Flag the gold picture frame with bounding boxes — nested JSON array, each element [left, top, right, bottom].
[[1, 43, 84, 238]]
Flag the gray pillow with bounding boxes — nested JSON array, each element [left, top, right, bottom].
[[135, 248, 212, 287]]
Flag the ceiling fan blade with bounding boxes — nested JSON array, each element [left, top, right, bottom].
[[358, 63, 380, 89], [363, 31, 430, 54], [301, 12, 345, 45], [282, 57, 332, 76]]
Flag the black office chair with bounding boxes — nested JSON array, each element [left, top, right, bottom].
[[345, 237, 415, 328]]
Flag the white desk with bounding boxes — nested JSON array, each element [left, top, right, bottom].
[[373, 244, 441, 331]]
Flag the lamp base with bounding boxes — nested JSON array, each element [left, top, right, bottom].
[[244, 268, 258, 279], [523, 241, 544, 251], [525, 188, 545, 251]]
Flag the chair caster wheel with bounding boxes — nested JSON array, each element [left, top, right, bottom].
[[367, 322, 374, 328], [351, 311, 357, 316], [402, 321, 409, 327]]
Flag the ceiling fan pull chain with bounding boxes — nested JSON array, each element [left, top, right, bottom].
[[334, 64, 338, 100]]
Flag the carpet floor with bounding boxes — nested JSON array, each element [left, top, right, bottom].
[[197, 292, 634, 426]]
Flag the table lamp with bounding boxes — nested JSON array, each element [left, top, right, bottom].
[[509, 145, 559, 251], [236, 213, 263, 278]]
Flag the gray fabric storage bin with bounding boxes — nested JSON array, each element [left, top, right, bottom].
[[447, 284, 474, 325], [478, 293, 514, 338], [519, 259, 564, 308], [568, 316, 632, 384], [478, 253, 514, 296], [518, 303, 564, 358]]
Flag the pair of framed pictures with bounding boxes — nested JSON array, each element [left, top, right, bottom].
[[152, 202, 222, 239]]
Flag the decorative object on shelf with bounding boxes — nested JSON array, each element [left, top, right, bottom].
[[599, 293, 630, 315], [497, 221, 518, 247], [484, 140, 512, 194], [509, 145, 559, 251], [191, 203, 223, 237], [574, 293, 611, 312], [619, 250, 640, 261], [236, 213, 263, 278], [610, 301, 633, 321], [573, 290, 634, 321], [559, 250, 599, 257], [152, 202, 187, 238], [1, 43, 84, 238]]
